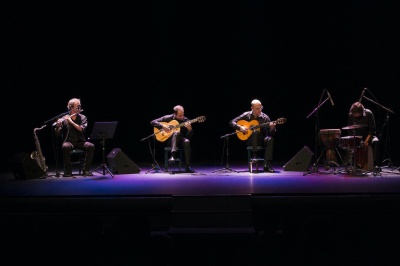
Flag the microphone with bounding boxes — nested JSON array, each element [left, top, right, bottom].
[[327, 90, 334, 106], [358, 88, 366, 103]]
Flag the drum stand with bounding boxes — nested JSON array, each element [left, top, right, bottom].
[[339, 148, 369, 176], [303, 146, 336, 176], [322, 146, 344, 173], [337, 134, 370, 176], [305, 145, 343, 175]]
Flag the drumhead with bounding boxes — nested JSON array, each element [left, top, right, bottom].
[[319, 129, 341, 134]]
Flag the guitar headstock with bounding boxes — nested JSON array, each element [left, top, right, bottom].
[[196, 116, 206, 123], [276, 117, 287, 124]]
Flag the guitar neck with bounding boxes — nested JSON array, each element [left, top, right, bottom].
[[174, 118, 199, 129], [252, 118, 285, 130], [252, 121, 271, 130]]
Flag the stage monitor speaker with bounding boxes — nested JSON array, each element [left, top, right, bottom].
[[10, 152, 46, 179], [283, 146, 314, 171], [107, 148, 141, 174]]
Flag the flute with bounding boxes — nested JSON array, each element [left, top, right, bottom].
[[52, 109, 84, 126]]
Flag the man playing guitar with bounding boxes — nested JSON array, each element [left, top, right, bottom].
[[151, 105, 197, 173], [229, 99, 277, 173]]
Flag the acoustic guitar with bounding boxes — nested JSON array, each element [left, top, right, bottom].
[[154, 116, 206, 142], [235, 117, 287, 141]]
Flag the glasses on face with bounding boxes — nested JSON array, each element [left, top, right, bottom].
[[254, 106, 263, 111]]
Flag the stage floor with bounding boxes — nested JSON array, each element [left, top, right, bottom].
[[2, 163, 400, 265], [2, 163, 400, 197]]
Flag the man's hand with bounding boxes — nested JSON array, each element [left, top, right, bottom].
[[185, 122, 192, 131]]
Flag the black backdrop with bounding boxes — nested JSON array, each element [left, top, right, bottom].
[[4, 1, 400, 171]]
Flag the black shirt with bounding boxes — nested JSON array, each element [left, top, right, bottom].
[[347, 108, 376, 139]]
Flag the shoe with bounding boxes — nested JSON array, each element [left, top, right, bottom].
[[63, 172, 72, 177], [83, 171, 93, 177], [264, 165, 275, 173], [185, 166, 195, 173], [168, 157, 175, 162]]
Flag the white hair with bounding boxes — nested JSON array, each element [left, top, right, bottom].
[[251, 99, 261, 106]]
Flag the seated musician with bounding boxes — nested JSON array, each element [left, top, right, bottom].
[[347, 101, 380, 170], [54, 98, 95, 177], [150, 105, 195, 173], [229, 99, 276, 173]]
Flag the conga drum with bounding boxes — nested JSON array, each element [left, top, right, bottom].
[[319, 129, 341, 165], [319, 129, 341, 149]]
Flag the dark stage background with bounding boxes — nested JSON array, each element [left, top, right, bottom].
[[4, 1, 400, 172]]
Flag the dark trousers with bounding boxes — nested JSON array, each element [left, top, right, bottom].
[[62, 141, 95, 173], [247, 131, 274, 162], [168, 132, 191, 166]]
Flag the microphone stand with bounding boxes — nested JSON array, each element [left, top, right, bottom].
[[303, 94, 332, 176], [51, 128, 61, 178], [141, 131, 164, 174], [380, 114, 394, 170], [43, 111, 70, 124], [41, 110, 70, 178], [213, 132, 239, 173], [362, 96, 397, 173]]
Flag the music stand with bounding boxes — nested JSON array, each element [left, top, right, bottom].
[[90, 121, 118, 177]]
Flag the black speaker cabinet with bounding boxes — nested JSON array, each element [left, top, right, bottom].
[[283, 146, 314, 171], [10, 152, 46, 179], [107, 148, 141, 174]]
